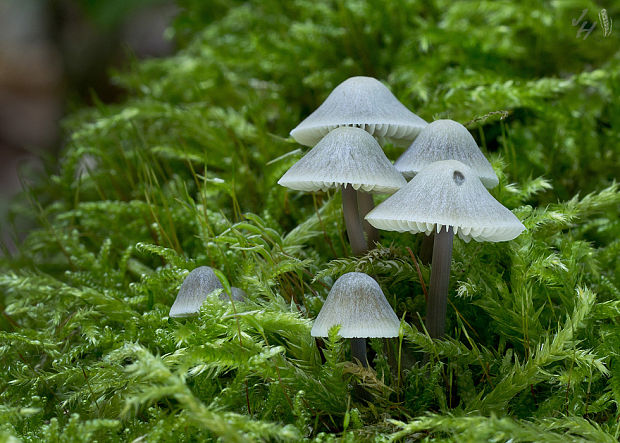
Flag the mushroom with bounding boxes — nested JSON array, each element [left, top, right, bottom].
[[278, 127, 406, 255], [394, 119, 499, 188], [290, 76, 427, 148], [311, 272, 400, 367], [169, 266, 245, 317], [393, 119, 500, 262], [290, 76, 427, 247], [229, 287, 247, 302], [365, 160, 525, 338]]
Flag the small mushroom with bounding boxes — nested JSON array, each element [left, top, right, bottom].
[[290, 76, 427, 148], [365, 160, 525, 338], [311, 272, 400, 367], [278, 127, 406, 254], [229, 287, 247, 302], [394, 119, 499, 263], [169, 266, 246, 317], [394, 119, 499, 188]]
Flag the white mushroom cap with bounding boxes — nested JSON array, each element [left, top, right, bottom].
[[278, 127, 406, 194], [394, 119, 499, 188], [365, 160, 525, 242], [311, 272, 400, 338], [169, 266, 223, 317], [290, 76, 427, 147]]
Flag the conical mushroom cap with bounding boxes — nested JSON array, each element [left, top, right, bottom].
[[365, 160, 525, 242], [311, 272, 400, 338], [169, 266, 223, 317], [394, 120, 499, 188], [278, 127, 406, 194], [291, 76, 427, 147]]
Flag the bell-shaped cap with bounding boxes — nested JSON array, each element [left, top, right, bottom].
[[278, 127, 406, 194], [169, 266, 223, 317], [311, 272, 400, 338], [394, 119, 499, 188], [365, 160, 525, 242], [291, 76, 427, 147]]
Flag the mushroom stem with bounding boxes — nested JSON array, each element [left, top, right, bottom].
[[351, 338, 368, 367], [426, 225, 454, 338], [358, 191, 380, 248], [419, 232, 435, 265], [342, 184, 368, 255]]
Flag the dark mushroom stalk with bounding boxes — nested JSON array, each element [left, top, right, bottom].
[[365, 160, 525, 339], [357, 191, 380, 248], [426, 226, 454, 338], [277, 127, 405, 256], [311, 272, 400, 368], [350, 338, 368, 367], [342, 184, 368, 255]]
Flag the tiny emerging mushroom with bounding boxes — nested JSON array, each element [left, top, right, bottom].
[[278, 127, 406, 255], [229, 287, 247, 302], [169, 266, 246, 318], [311, 272, 401, 367], [365, 160, 525, 338]]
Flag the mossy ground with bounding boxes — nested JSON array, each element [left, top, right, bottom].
[[1, 1, 620, 441]]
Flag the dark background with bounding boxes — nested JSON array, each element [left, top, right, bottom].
[[0, 0, 178, 251]]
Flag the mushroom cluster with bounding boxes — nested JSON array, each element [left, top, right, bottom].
[[281, 75, 526, 366], [281, 76, 426, 254], [173, 75, 527, 371]]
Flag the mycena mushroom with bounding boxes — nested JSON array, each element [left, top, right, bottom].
[[290, 76, 427, 245], [311, 272, 400, 367], [169, 266, 246, 318], [394, 119, 499, 187], [394, 119, 500, 263], [365, 160, 525, 338], [278, 127, 406, 255], [290, 76, 427, 148]]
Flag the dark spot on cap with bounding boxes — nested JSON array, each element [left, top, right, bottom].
[[453, 170, 465, 185]]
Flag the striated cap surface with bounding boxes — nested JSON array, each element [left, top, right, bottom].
[[278, 127, 406, 194], [394, 119, 499, 188], [365, 160, 525, 242], [311, 272, 400, 338], [169, 266, 223, 317], [291, 76, 427, 147]]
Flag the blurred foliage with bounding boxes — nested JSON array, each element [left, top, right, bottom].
[[1, 0, 619, 441]]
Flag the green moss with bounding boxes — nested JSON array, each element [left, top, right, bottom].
[[1, 1, 619, 441]]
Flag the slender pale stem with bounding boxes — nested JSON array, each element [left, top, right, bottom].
[[357, 191, 380, 248], [426, 225, 454, 338], [351, 338, 368, 367], [341, 184, 368, 255]]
